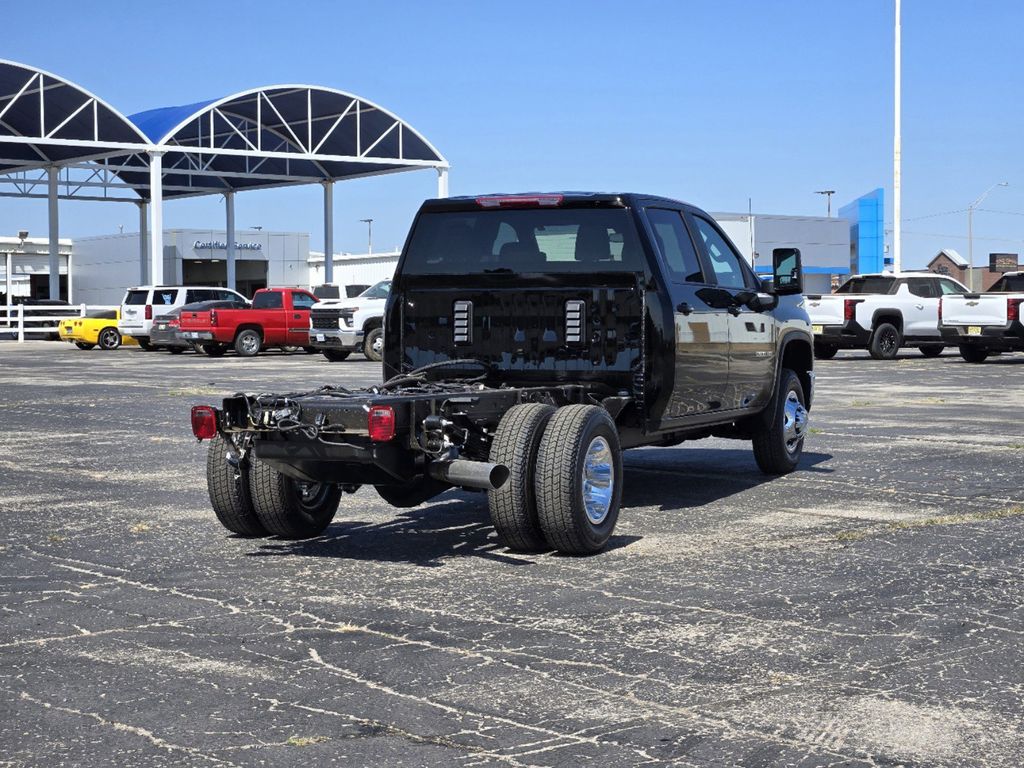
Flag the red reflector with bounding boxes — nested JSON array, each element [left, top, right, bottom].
[[190, 405, 218, 441], [938, 297, 943, 323], [475, 194, 564, 208], [209, 310, 218, 326], [145, 304, 153, 320], [1009, 298, 1022, 323], [367, 405, 396, 441]]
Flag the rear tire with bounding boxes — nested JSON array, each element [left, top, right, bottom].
[[959, 345, 989, 363], [813, 342, 838, 360], [202, 343, 227, 357], [488, 403, 556, 552], [919, 345, 944, 358], [363, 326, 384, 362], [206, 435, 266, 536], [234, 329, 262, 357], [137, 338, 153, 351], [869, 322, 901, 360], [167, 346, 185, 355], [322, 349, 350, 362], [752, 368, 807, 474], [98, 327, 121, 350], [74, 342, 95, 350], [249, 461, 340, 538], [535, 405, 622, 555]]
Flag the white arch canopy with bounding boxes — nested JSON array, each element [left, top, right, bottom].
[[0, 61, 449, 294]]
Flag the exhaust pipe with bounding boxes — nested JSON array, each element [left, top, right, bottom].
[[428, 459, 510, 491]]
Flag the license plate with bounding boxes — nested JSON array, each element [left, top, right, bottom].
[[315, 333, 325, 342], [967, 326, 982, 336], [157, 324, 166, 330], [811, 324, 823, 334], [64, 326, 72, 332], [186, 332, 199, 339]]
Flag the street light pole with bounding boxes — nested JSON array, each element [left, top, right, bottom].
[[360, 218, 373, 255], [967, 181, 1009, 290], [815, 190, 836, 217], [892, 0, 902, 274]]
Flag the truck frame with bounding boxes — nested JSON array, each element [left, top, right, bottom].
[[191, 192, 814, 555]]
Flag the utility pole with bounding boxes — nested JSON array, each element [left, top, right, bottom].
[[892, 0, 902, 274], [360, 218, 374, 255], [967, 182, 1009, 291], [815, 190, 836, 217]]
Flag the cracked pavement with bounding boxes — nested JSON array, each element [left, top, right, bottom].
[[1, 341, 1022, 766]]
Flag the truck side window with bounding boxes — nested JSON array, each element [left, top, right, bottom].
[[938, 279, 966, 295], [291, 292, 315, 309], [906, 279, 936, 298], [252, 291, 283, 309], [690, 215, 752, 289], [645, 208, 703, 283]]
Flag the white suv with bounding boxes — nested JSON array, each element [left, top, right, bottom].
[[119, 285, 248, 350]]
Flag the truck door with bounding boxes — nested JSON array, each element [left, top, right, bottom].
[[687, 213, 775, 411], [902, 278, 939, 338], [288, 291, 316, 345], [644, 207, 730, 419]]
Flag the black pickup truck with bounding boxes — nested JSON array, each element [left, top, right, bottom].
[[191, 192, 814, 555]]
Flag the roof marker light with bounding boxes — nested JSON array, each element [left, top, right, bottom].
[[475, 194, 564, 208]]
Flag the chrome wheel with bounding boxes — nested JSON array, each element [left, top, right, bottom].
[[782, 390, 808, 454], [581, 436, 614, 525], [99, 328, 120, 350], [372, 334, 384, 355], [239, 333, 260, 355]]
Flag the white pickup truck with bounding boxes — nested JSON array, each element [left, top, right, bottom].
[[806, 273, 969, 360], [307, 279, 390, 362], [939, 272, 1024, 362]]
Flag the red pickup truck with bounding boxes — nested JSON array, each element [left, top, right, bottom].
[[178, 287, 318, 357]]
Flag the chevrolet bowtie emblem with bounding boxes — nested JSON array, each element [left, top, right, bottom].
[[966, 301, 979, 306]]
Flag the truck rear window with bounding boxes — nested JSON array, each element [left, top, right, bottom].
[[835, 277, 895, 294], [402, 208, 645, 275], [124, 290, 149, 305], [991, 275, 1024, 292], [252, 291, 283, 309]]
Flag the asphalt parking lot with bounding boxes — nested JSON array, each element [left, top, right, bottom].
[[1, 342, 1022, 767]]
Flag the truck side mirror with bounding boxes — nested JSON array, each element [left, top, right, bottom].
[[771, 248, 802, 295]]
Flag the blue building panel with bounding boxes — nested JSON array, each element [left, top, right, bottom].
[[840, 189, 884, 274]]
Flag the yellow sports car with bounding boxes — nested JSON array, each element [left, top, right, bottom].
[[58, 309, 137, 350]]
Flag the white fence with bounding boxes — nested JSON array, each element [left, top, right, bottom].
[[0, 304, 117, 342]]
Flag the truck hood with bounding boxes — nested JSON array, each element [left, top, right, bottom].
[[312, 296, 386, 310]]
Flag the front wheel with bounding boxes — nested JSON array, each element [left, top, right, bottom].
[[98, 327, 122, 350], [234, 329, 263, 357], [919, 345, 944, 358], [249, 461, 340, 538], [752, 368, 807, 474], [74, 342, 95, 350], [959, 345, 989, 363], [363, 326, 384, 362], [813, 342, 838, 360], [869, 322, 901, 360], [202, 343, 227, 357], [322, 349, 350, 362], [535, 405, 622, 555]]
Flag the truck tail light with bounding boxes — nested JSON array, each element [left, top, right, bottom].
[[367, 405, 396, 441], [169, 317, 179, 328], [1009, 298, 1023, 323], [209, 310, 218, 326], [145, 304, 152, 320], [475, 194, 563, 208], [190, 405, 218, 441], [938, 297, 943, 324], [843, 299, 858, 322]]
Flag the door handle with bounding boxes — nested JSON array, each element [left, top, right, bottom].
[[915, 304, 924, 310], [294, 313, 301, 319], [676, 302, 692, 315]]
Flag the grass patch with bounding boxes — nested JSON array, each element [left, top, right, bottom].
[[835, 507, 1024, 543], [850, 400, 874, 408], [47, 534, 67, 543], [286, 735, 328, 747], [807, 427, 824, 435], [129, 522, 151, 534]]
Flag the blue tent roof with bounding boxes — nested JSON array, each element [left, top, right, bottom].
[[129, 100, 216, 143]]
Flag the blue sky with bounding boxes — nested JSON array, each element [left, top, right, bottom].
[[2, 0, 1022, 268]]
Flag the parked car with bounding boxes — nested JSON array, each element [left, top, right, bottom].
[[191, 192, 813, 556], [308, 279, 390, 362], [151, 298, 252, 353], [940, 271, 1024, 362], [807, 272, 969, 359], [118, 286, 248, 350], [57, 309, 136, 350], [178, 287, 318, 357]]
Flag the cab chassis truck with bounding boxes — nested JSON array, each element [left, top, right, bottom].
[[191, 193, 814, 555]]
